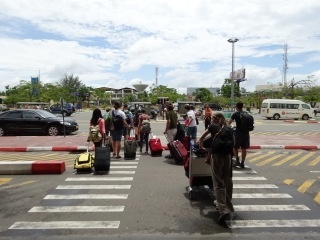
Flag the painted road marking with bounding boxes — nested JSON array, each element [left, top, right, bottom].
[[233, 184, 277, 188], [233, 170, 257, 174], [273, 151, 303, 166], [234, 205, 309, 211], [1, 180, 37, 189], [308, 155, 320, 166], [65, 177, 133, 181], [232, 177, 267, 181], [283, 179, 294, 185], [233, 193, 292, 198], [111, 162, 138, 164], [290, 152, 314, 166], [297, 179, 316, 193], [227, 219, 320, 228], [110, 166, 137, 169], [108, 171, 135, 174], [29, 206, 125, 212], [314, 192, 320, 204], [44, 194, 128, 199], [256, 153, 285, 166], [0, 178, 11, 185], [248, 152, 275, 163], [56, 185, 131, 189], [9, 221, 120, 229]]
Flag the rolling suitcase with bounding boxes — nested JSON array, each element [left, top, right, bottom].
[[149, 137, 163, 157], [94, 145, 111, 173], [124, 131, 137, 160], [169, 140, 188, 165], [74, 144, 94, 173]]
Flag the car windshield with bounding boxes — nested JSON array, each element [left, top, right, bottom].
[[35, 109, 59, 118]]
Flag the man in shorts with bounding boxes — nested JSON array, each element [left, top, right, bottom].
[[228, 102, 250, 168]]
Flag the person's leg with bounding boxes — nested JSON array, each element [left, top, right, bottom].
[[223, 154, 234, 213], [110, 131, 116, 156], [139, 132, 144, 152], [145, 133, 149, 153]]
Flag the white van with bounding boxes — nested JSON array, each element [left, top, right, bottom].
[[260, 99, 313, 120]]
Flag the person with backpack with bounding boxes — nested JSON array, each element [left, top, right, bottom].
[[88, 108, 106, 148], [122, 104, 133, 140], [105, 101, 130, 159], [199, 112, 234, 225], [137, 109, 151, 154], [228, 102, 253, 168]]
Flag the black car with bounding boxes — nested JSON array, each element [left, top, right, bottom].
[[49, 103, 75, 116], [0, 109, 79, 136]]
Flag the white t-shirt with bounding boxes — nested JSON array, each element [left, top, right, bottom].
[[112, 109, 126, 119], [187, 110, 196, 127]]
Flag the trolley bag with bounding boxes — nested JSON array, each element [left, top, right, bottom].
[[74, 144, 94, 173], [94, 145, 110, 173], [170, 140, 188, 165], [124, 132, 137, 160], [149, 138, 163, 156], [181, 136, 191, 151]]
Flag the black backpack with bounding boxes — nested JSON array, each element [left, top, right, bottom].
[[238, 111, 254, 132], [211, 126, 234, 154], [111, 111, 124, 130]]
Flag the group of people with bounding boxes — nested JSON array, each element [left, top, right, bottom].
[[163, 101, 250, 224], [88, 101, 151, 158]]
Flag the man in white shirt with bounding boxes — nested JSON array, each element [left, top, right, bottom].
[[184, 105, 197, 143]]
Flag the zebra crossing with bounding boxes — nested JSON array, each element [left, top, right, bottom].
[[8, 153, 140, 230], [225, 168, 320, 228]]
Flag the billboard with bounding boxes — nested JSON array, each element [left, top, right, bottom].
[[31, 77, 39, 95], [230, 68, 245, 80]]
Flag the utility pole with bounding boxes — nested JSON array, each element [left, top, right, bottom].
[[228, 37, 239, 108], [282, 43, 288, 87]]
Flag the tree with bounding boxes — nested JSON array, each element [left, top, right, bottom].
[[193, 88, 213, 102], [148, 85, 183, 104], [57, 73, 85, 102]]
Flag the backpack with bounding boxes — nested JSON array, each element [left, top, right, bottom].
[[239, 111, 254, 132], [88, 123, 102, 143], [124, 110, 131, 125], [140, 119, 151, 134], [111, 110, 124, 130], [211, 126, 234, 154]]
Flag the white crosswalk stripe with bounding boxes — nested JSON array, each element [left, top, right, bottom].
[[9, 157, 139, 230]]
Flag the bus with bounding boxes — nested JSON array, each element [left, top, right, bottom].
[[260, 99, 313, 120]]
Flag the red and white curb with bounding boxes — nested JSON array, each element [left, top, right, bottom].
[[0, 160, 66, 174], [0, 146, 92, 152], [249, 145, 320, 150]]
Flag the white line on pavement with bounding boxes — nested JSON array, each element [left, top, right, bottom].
[[65, 177, 133, 181], [29, 206, 125, 212], [56, 185, 131, 189], [233, 193, 292, 198], [234, 205, 309, 211], [227, 219, 320, 228], [44, 194, 128, 199], [9, 221, 120, 229]]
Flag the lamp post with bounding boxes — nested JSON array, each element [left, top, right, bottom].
[[228, 37, 239, 108]]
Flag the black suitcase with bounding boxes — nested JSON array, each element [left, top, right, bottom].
[[94, 146, 111, 173]]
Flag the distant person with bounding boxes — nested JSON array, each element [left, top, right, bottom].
[[105, 101, 129, 158], [123, 104, 133, 140], [88, 108, 106, 148], [184, 105, 197, 143], [228, 102, 250, 168], [133, 109, 142, 142], [164, 103, 178, 142], [204, 104, 213, 130], [137, 109, 151, 154], [199, 112, 234, 224]]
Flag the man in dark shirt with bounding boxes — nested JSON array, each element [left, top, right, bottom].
[[228, 102, 250, 168]]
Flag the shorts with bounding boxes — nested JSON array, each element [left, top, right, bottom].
[[187, 126, 197, 140], [110, 129, 123, 141], [234, 131, 250, 149]]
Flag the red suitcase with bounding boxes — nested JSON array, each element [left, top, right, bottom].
[[181, 136, 191, 151], [168, 140, 188, 165], [149, 138, 163, 156]]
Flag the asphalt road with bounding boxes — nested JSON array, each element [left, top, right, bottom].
[[0, 111, 319, 240]]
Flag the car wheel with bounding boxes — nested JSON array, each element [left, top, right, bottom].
[[273, 114, 280, 120], [0, 127, 5, 136], [302, 114, 309, 120], [47, 126, 59, 136]]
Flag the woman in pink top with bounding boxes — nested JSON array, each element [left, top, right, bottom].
[[89, 108, 106, 147]]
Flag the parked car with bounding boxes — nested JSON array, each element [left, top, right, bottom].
[[0, 104, 9, 112], [0, 109, 79, 136], [49, 103, 75, 116]]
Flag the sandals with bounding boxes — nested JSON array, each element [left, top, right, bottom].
[[116, 156, 121, 159]]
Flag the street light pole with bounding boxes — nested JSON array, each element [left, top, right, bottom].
[[228, 37, 239, 108]]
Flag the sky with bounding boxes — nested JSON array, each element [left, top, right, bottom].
[[0, 0, 319, 94]]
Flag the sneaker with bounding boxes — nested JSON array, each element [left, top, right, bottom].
[[233, 158, 241, 167], [213, 200, 219, 210]]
